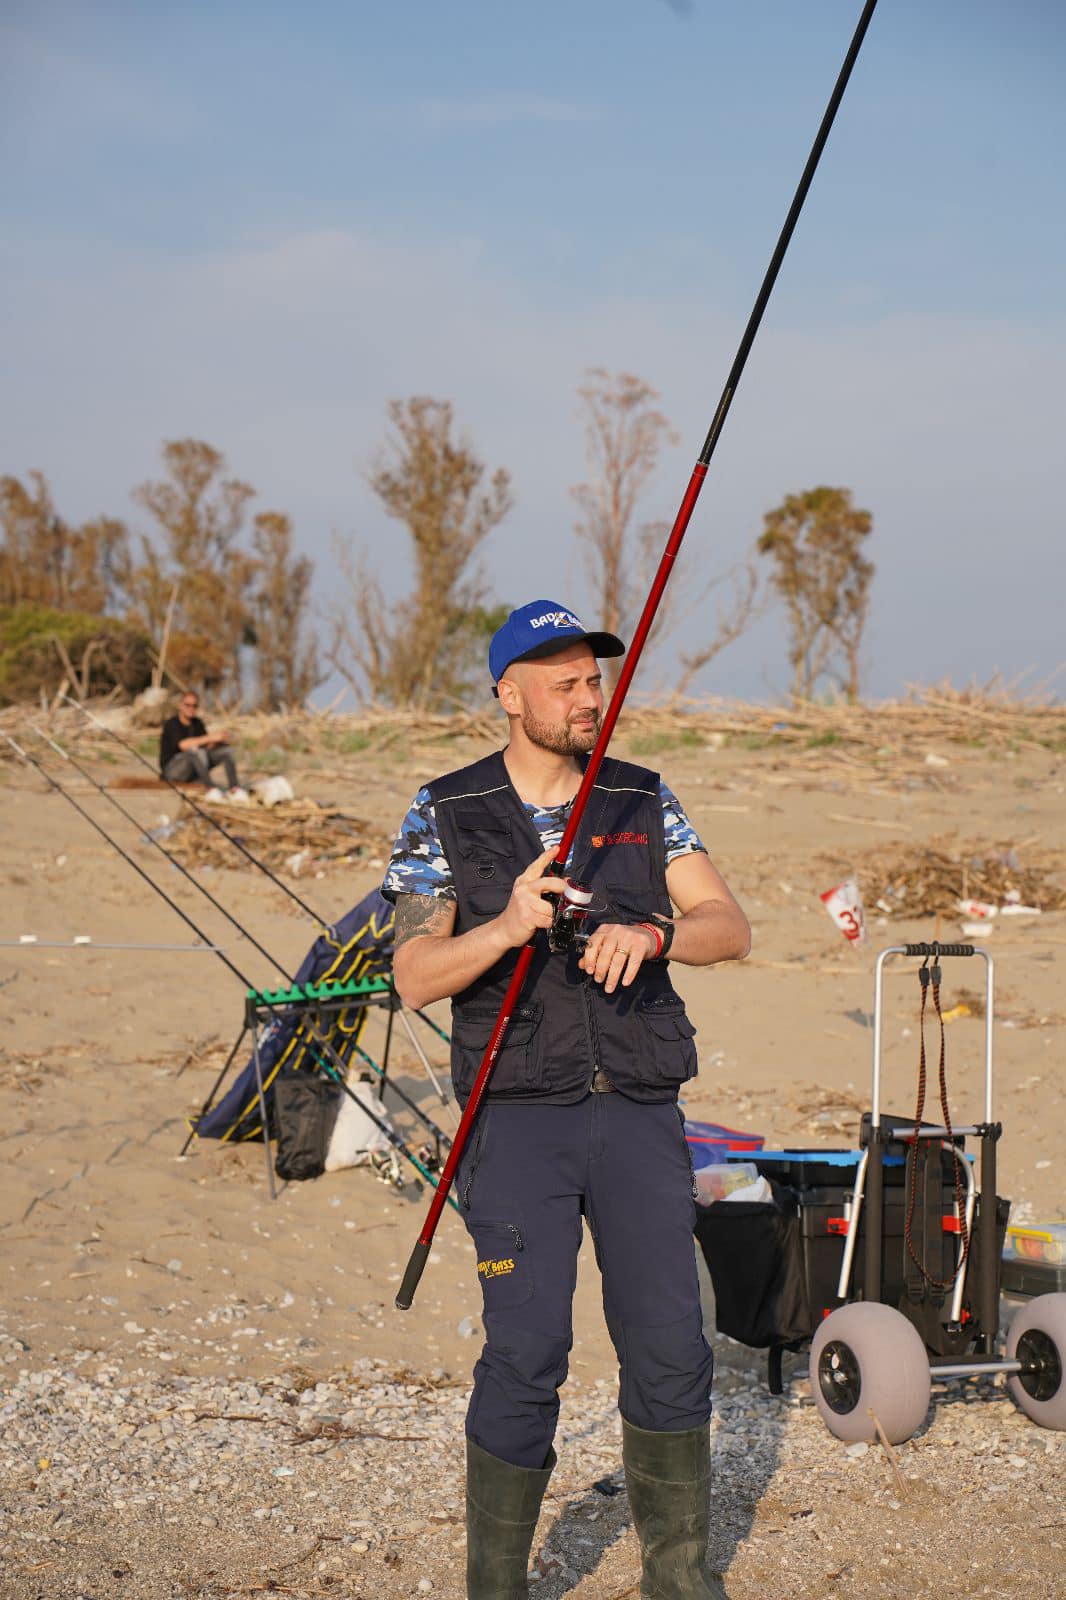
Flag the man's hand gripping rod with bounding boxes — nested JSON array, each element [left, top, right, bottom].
[[396, 0, 880, 1311]]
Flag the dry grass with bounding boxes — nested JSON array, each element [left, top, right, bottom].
[[838, 832, 1062, 921], [6, 680, 1065, 766], [842, 835, 1066, 919], [167, 797, 374, 875]]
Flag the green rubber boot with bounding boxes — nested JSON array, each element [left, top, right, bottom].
[[622, 1419, 731, 1599], [465, 1438, 555, 1599]]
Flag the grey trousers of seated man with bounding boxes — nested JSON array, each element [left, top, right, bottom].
[[163, 745, 239, 791]]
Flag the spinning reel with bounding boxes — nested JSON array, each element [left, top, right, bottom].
[[547, 880, 594, 955]]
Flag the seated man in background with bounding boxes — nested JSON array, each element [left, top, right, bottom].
[[159, 690, 248, 800]]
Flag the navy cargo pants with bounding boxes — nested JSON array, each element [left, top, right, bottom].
[[457, 1090, 714, 1470]]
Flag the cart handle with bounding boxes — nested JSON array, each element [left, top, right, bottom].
[[872, 945, 993, 1127], [902, 943, 975, 958]]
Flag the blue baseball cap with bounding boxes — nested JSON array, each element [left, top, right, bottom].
[[489, 600, 625, 684]]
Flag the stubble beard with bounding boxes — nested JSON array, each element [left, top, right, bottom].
[[521, 708, 601, 757]]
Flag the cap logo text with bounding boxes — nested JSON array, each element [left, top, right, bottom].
[[529, 610, 582, 632]]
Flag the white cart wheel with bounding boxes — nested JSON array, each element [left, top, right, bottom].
[[1007, 1293, 1066, 1430], [810, 1302, 931, 1444]]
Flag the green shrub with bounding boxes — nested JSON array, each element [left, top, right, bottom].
[[0, 603, 153, 705]]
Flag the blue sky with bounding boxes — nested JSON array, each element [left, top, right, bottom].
[[2, 0, 1064, 701]]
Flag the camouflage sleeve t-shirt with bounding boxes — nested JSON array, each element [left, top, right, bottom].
[[383, 782, 706, 901]]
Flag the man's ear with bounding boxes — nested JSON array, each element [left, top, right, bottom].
[[496, 675, 522, 715]]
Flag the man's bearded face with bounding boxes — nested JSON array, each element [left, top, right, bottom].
[[504, 645, 604, 755], [519, 701, 601, 756]]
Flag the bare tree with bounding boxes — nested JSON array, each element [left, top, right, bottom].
[[251, 512, 320, 708], [572, 370, 764, 693], [757, 486, 874, 701], [674, 559, 762, 696], [131, 440, 257, 695], [1, 472, 130, 614], [328, 397, 512, 707], [571, 371, 678, 685]]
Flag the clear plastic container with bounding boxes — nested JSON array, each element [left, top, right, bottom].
[[1004, 1222, 1066, 1266], [694, 1161, 759, 1206]]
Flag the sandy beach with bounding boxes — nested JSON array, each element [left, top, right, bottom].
[[1, 703, 1064, 1598]]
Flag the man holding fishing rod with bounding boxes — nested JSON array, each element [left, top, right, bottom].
[[384, 600, 750, 1599]]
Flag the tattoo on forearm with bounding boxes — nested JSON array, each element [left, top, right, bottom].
[[394, 894, 452, 948]]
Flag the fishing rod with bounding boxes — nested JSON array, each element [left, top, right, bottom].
[[394, 1007, 453, 1112], [5, 734, 261, 992], [32, 726, 291, 981], [396, 0, 881, 1311], [6, 937, 223, 952], [60, 696, 456, 1068], [61, 692, 331, 930], [184, 973, 455, 1157], [37, 725, 457, 1149], [60, 696, 458, 1090], [4, 731, 455, 1205]]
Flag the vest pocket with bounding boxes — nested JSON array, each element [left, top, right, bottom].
[[451, 999, 544, 1100], [454, 823, 515, 920], [636, 995, 698, 1083]]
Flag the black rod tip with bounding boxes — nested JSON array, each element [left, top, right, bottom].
[[395, 1239, 432, 1311]]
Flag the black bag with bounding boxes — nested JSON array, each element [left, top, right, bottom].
[[693, 1180, 811, 1348], [273, 1071, 343, 1182]]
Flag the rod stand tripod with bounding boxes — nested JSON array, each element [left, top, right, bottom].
[[182, 974, 448, 1199]]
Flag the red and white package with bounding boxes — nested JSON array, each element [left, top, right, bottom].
[[957, 898, 997, 920], [820, 877, 866, 945]]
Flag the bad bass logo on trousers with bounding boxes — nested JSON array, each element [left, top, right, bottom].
[[478, 1257, 516, 1279]]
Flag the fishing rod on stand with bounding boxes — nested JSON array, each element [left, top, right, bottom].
[[32, 725, 292, 982], [60, 692, 333, 930], [396, 0, 881, 1311], [4, 731, 457, 1206], [31, 723, 454, 1149], [60, 693, 457, 1107]]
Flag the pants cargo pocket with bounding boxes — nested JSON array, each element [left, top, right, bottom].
[[469, 1220, 534, 1314]]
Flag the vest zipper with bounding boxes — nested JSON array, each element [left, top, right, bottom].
[[581, 975, 601, 1083]]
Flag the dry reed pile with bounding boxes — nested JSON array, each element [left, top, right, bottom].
[[225, 682, 1066, 761], [167, 797, 373, 875], [842, 835, 1066, 919], [7, 683, 1064, 764]]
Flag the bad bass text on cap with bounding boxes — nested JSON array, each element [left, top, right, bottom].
[[488, 600, 626, 685]]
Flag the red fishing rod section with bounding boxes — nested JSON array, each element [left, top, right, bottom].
[[397, 0, 879, 1311]]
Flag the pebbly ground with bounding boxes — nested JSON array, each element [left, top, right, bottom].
[[3, 732, 1066, 1596], [2, 1313, 1064, 1600]]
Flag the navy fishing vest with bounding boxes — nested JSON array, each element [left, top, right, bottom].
[[428, 751, 699, 1106]]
